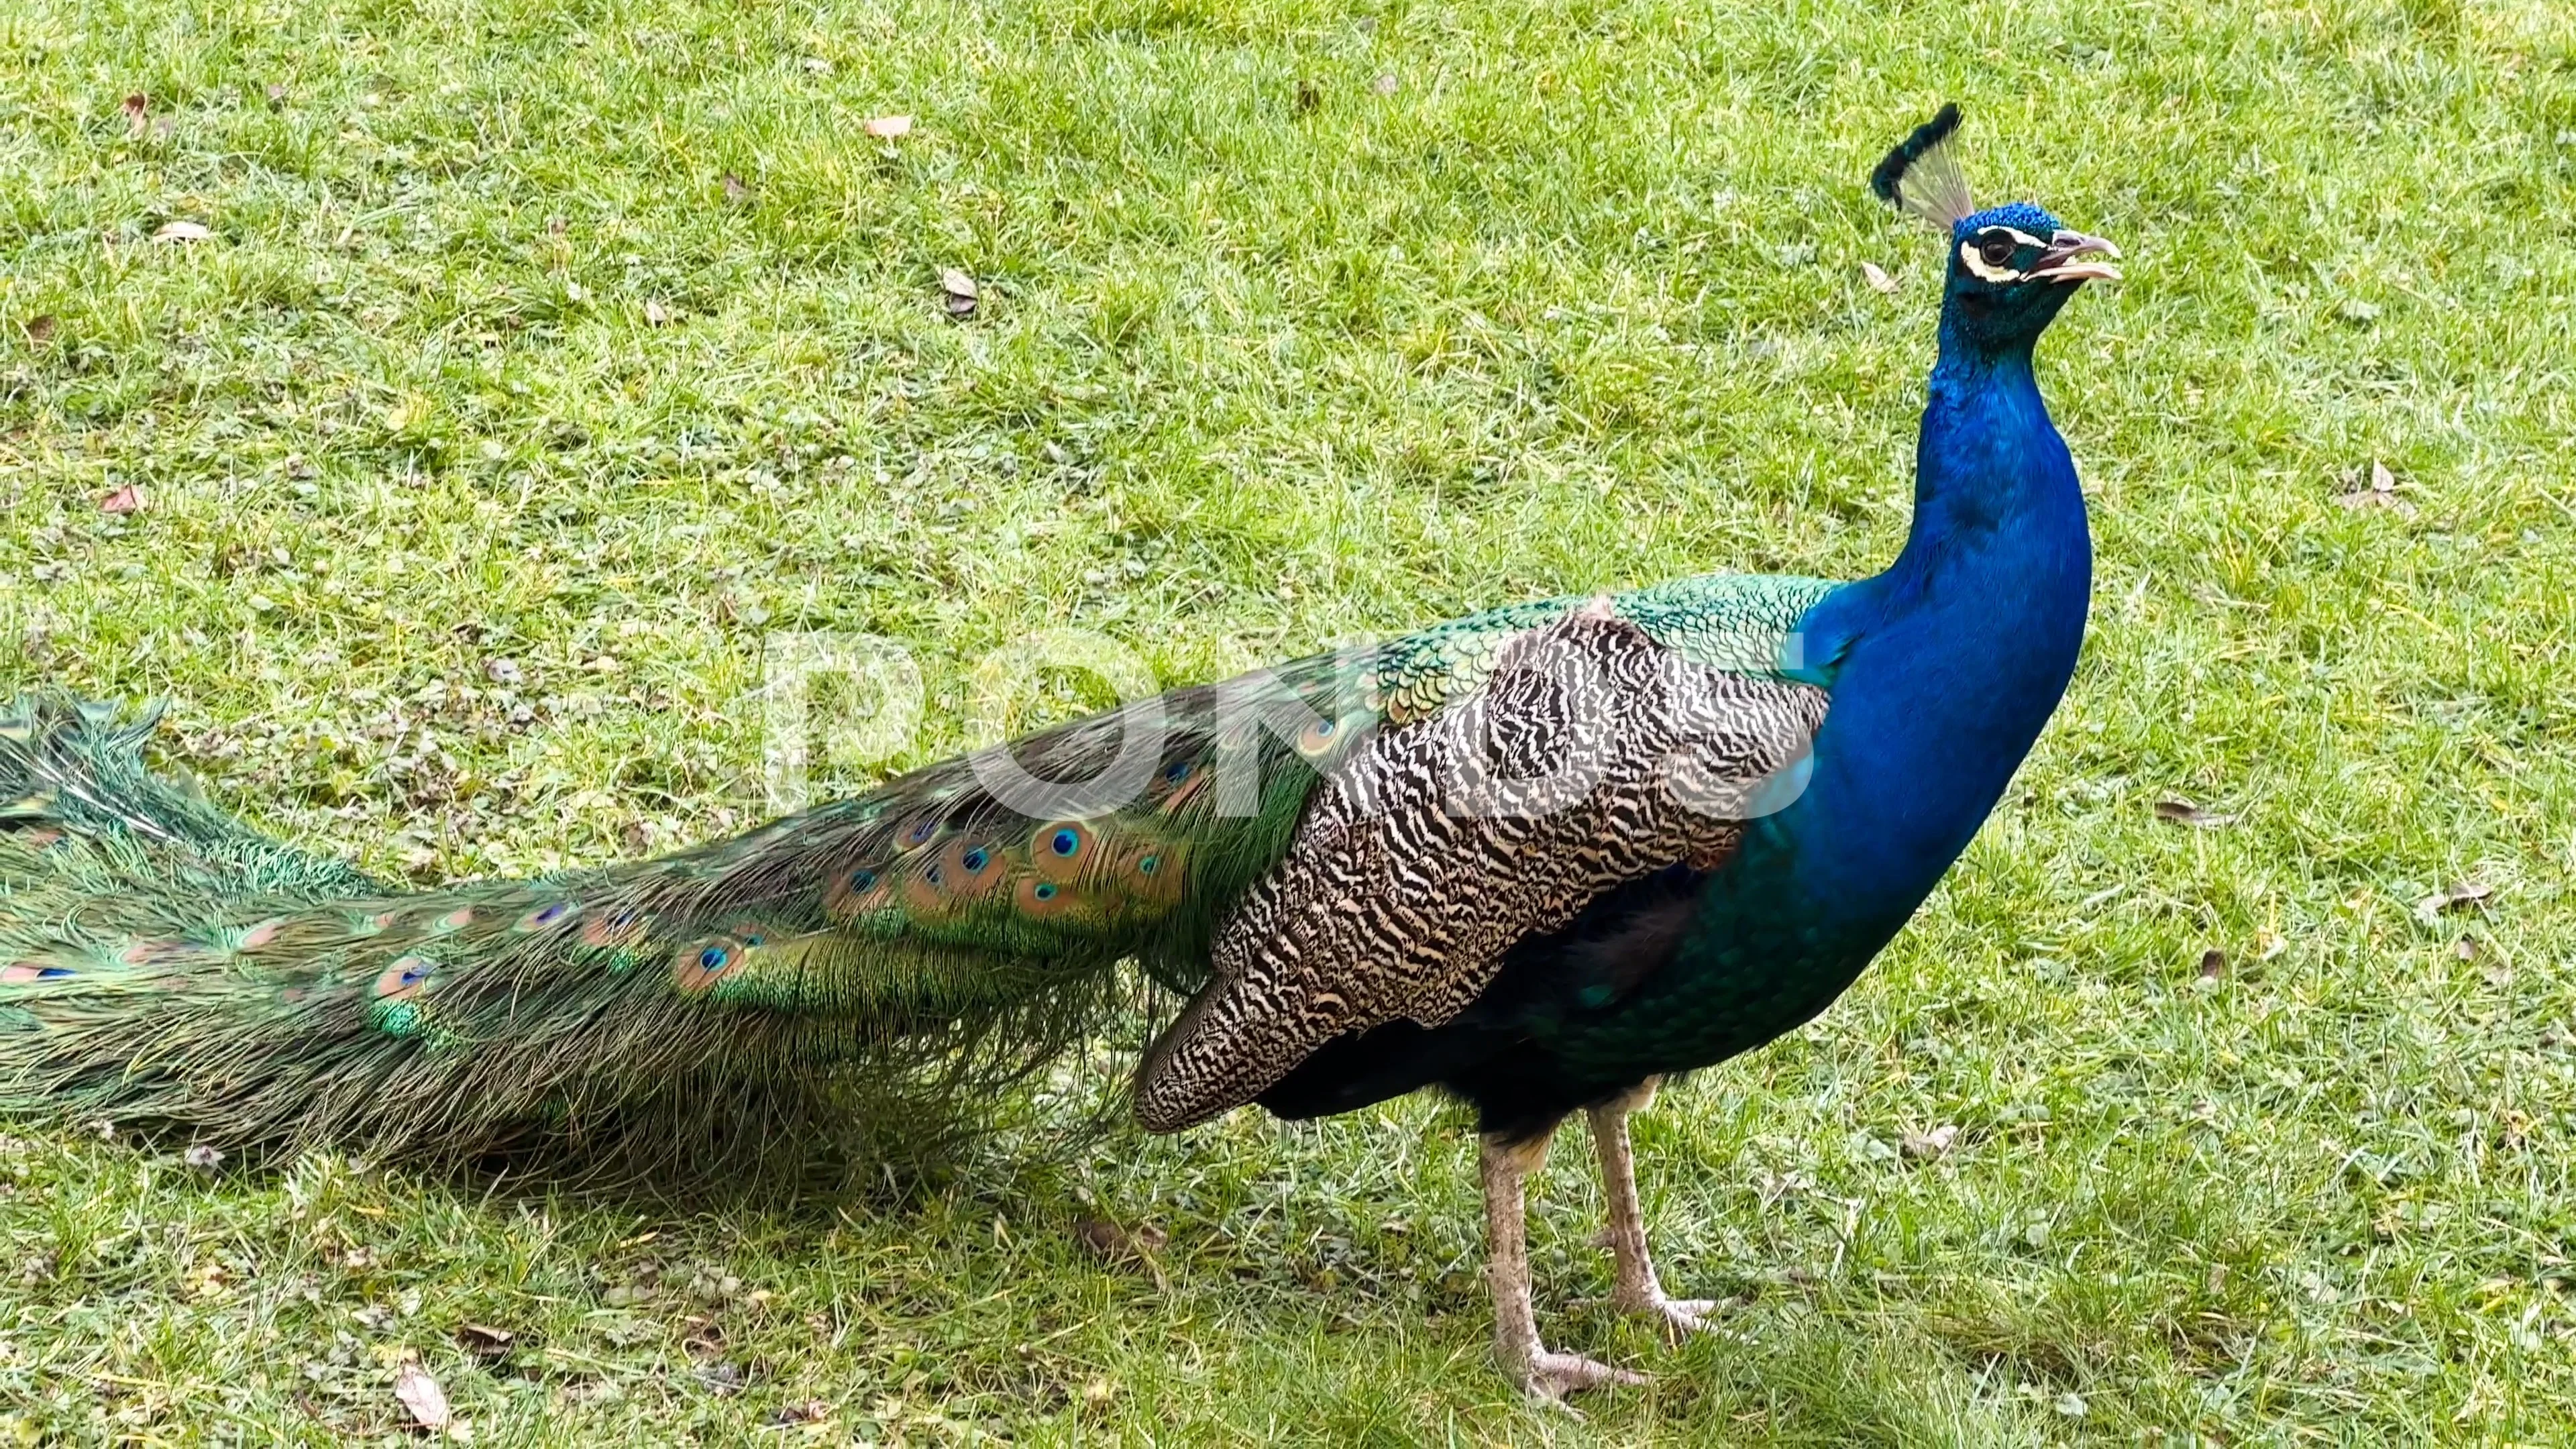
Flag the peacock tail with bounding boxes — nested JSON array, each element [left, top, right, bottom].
[[0, 572, 1831, 1163]]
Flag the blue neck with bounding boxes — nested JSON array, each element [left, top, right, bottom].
[[1767, 331, 2092, 928]]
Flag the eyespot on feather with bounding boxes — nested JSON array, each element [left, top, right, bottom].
[[1158, 772, 1211, 816], [1014, 875, 1079, 916], [902, 858, 951, 912], [1115, 843, 1186, 906], [824, 863, 895, 918], [515, 901, 580, 933], [582, 908, 649, 949], [672, 938, 747, 994], [372, 955, 435, 1000], [1029, 820, 1091, 881], [934, 838, 1008, 900], [1295, 711, 1371, 761], [431, 907, 476, 934]]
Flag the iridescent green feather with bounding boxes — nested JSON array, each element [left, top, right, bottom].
[[0, 571, 1831, 1162]]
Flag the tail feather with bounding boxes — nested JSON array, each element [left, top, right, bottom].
[[0, 692, 1140, 1161]]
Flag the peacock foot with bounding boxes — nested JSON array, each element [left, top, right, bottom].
[[1507, 1347, 1648, 1409], [1613, 1289, 1725, 1343]]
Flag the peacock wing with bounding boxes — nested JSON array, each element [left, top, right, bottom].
[[1132, 602, 1832, 1130]]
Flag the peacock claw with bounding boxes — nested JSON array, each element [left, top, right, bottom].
[[1513, 1350, 1647, 1409], [1615, 1291, 1724, 1343]]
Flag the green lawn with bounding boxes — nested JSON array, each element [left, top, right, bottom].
[[6, 0, 2576, 1440]]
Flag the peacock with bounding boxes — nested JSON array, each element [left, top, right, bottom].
[[0, 105, 2118, 1403]]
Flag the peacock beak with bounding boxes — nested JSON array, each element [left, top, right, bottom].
[[2031, 229, 2122, 284]]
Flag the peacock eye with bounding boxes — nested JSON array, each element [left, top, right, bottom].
[[1978, 232, 2017, 268]]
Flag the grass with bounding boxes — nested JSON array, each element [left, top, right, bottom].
[[5, 0, 2575, 1439]]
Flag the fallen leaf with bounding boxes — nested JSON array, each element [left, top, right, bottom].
[[22, 315, 56, 343], [1371, 72, 1400, 95], [2456, 936, 2480, 961], [2154, 798, 2236, 828], [98, 485, 144, 515], [122, 93, 149, 138], [2198, 948, 2229, 980], [454, 1323, 513, 1356], [1860, 261, 1898, 294], [1073, 1216, 1169, 1259], [938, 268, 978, 319], [2414, 879, 2492, 922], [1899, 1124, 1957, 1161], [2335, 460, 2417, 516], [722, 173, 751, 204], [393, 1361, 450, 1431], [266, 83, 288, 109], [862, 113, 912, 140], [154, 220, 212, 244], [769, 1400, 831, 1426]]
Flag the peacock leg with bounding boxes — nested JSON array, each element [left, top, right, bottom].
[[1481, 1128, 1646, 1406], [1587, 1078, 1722, 1340]]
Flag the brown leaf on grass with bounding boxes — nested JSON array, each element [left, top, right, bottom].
[[2154, 798, 2236, 828], [1860, 262, 1898, 294], [1074, 1216, 1171, 1291], [22, 315, 56, 344], [721, 173, 751, 204], [99, 485, 144, 515], [2198, 948, 2229, 980], [1899, 1124, 1957, 1161], [122, 93, 149, 138], [939, 268, 979, 319], [643, 299, 672, 327], [454, 1323, 513, 1356], [393, 1360, 450, 1430], [2414, 879, 2492, 922], [1073, 1216, 1169, 1259], [154, 220, 212, 243], [2335, 459, 2417, 517], [769, 1400, 831, 1426], [862, 113, 912, 140]]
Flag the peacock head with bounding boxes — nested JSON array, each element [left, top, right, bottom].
[[1870, 105, 2121, 353]]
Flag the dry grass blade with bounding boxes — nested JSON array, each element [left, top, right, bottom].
[[2154, 798, 2236, 828]]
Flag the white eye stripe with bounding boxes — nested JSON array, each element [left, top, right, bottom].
[[1994, 227, 2046, 250]]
